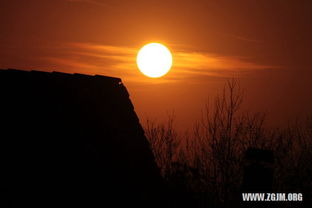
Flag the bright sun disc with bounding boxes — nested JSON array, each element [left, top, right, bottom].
[[136, 43, 173, 78]]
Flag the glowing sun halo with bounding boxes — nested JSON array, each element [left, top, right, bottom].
[[136, 43, 173, 78]]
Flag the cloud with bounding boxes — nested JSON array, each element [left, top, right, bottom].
[[65, 0, 108, 7], [173, 51, 276, 77], [43, 42, 278, 84], [226, 34, 264, 43], [44, 57, 97, 70]]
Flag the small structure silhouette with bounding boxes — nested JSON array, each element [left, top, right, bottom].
[[241, 148, 274, 192], [1, 69, 165, 207]]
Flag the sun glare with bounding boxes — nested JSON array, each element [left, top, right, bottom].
[[136, 43, 173, 78]]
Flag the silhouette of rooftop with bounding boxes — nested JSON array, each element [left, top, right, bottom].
[[1, 68, 164, 207]]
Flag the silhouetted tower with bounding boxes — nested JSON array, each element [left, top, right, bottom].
[[241, 148, 274, 192]]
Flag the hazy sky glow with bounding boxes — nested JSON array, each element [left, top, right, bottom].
[[1, 0, 311, 130]]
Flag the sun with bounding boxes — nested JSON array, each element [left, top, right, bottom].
[[136, 43, 173, 78]]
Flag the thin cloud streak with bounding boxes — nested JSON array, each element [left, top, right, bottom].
[[43, 57, 97, 69], [70, 43, 137, 55], [65, 0, 109, 7], [43, 42, 278, 83], [173, 51, 277, 76]]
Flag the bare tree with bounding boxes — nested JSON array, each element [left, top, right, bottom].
[[143, 79, 312, 207], [144, 112, 179, 179]]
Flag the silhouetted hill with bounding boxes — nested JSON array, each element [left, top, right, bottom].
[[0, 69, 165, 207]]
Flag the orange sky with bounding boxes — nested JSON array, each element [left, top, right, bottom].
[[1, 0, 311, 131]]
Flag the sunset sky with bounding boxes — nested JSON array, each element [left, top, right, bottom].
[[1, 0, 311, 131]]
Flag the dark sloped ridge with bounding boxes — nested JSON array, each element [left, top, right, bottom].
[[1, 68, 165, 207]]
